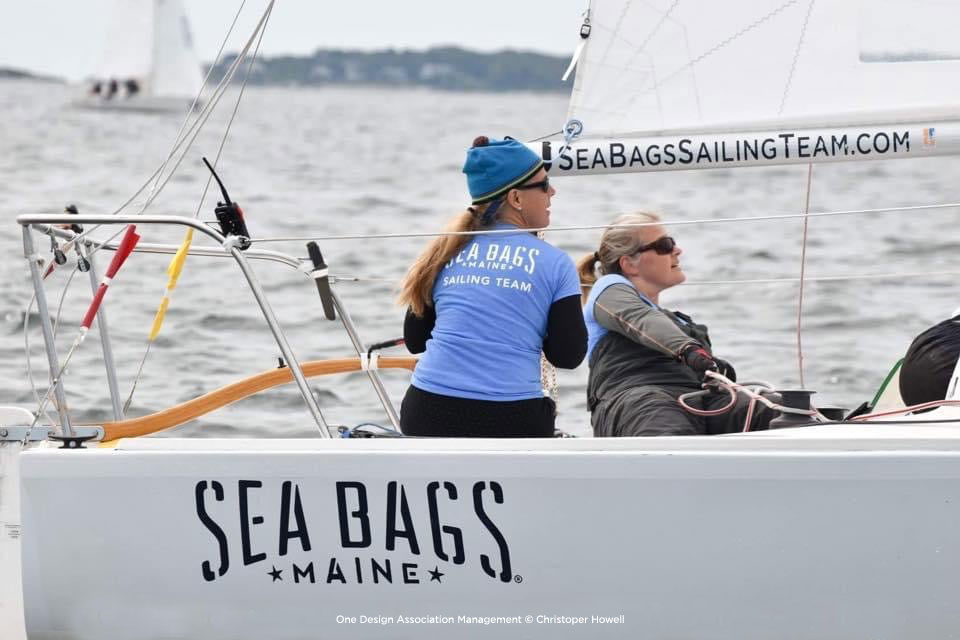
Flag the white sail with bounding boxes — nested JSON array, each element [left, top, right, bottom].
[[545, 0, 960, 173], [93, 0, 154, 81], [150, 0, 203, 99], [81, 0, 202, 111], [569, 0, 960, 136]]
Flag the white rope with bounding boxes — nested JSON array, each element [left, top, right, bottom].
[[248, 200, 960, 243]]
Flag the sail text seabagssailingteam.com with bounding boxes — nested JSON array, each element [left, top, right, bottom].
[[558, 130, 911, 171]]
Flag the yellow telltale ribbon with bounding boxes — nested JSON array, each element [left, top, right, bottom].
[[148, 229, 193, 341]]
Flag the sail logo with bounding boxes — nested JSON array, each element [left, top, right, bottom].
[[924, 127, 936, 146], [551, 129, 912, 173], [194, 479, 516, 587]]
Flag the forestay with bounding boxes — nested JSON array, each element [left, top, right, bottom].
[[546, 0, 960, 173]]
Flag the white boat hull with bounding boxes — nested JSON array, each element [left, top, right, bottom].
[[70, 95, 199, 115], [14, 425, 960, 639], [0, 442, 25, 640]]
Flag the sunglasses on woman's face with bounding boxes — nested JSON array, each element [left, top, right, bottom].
[[515, 177, 550, 193], [634, 236, 676, 255]]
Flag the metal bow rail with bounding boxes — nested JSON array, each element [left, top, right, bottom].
[[17, 213, 403, 440]]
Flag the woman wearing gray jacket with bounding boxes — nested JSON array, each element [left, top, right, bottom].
[[578, 212, 775, 437]]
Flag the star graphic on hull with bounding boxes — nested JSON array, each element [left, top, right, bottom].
[[428, 566, 444, 583], [269, 566, 283, 582]]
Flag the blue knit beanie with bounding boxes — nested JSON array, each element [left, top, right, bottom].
[[463, 136, 544, 204]]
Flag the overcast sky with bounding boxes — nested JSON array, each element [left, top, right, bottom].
[[0, 0, 590, 81]]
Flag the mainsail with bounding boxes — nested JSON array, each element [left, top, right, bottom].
[[545, 0, 960, 174], [92, 0, 202, 100]]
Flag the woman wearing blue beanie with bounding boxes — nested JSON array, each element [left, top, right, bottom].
[[397, 136, 587, 437]]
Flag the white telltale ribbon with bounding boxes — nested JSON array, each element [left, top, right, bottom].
[[561, 11, 591, 82]]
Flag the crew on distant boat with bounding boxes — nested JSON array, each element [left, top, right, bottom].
[[105, 78, 119, 100], [398, 136, 587, 437], [124, 78, 140, 97], [579, 213, 777, 436], [89, 81, 103, 96]]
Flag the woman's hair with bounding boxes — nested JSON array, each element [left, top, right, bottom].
[[576, 211, 661, 304], [398, 202, 495, 316]]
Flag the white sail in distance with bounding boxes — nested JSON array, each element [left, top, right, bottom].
[[92, 0, 202, 100], [93, 0, 154, 81], [151, 0, 203, 99], [543, 0, 960, 174]]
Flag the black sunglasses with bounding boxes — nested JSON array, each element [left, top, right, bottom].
[[515, 177, 551, 193], [634, 236, 676, 255]]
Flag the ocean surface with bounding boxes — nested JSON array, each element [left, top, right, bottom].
[[2, 79, 959, 438]]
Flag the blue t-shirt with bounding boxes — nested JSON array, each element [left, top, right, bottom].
[[584, 273, 657, 360], [412, 224, 581, 401]]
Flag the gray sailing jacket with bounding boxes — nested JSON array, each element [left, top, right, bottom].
[[586, 283, 711, 411]]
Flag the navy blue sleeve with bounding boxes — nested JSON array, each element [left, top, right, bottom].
[[403, 305, 436, 354], [543, 294, 587, 369]]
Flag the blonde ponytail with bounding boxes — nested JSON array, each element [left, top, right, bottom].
[[398, 204, 491, 316], [576, 252, 600, 305], [578, 211, 662, 305]]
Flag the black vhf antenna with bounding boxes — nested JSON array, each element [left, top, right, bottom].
[[202, 157, 251, 250]]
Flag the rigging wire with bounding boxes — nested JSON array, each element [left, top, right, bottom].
[[778, 0, 816, 115], [23, 2, 273, 423], [23, 293, 60, 430], [140, 0, 250, 215], [328, 269, 960, 287], [24, 225, 130, 425], [247, 200, 960, 243], [139, 2, 277, 214], [124, 1, 275, 413], [62, 0, 275, 252], [795, 163, 814, 388]]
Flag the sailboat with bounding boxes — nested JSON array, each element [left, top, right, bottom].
[[74, 0, 203, 113], [5, 1, 960, 638]]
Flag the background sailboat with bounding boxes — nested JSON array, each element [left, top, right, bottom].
[[75, 0, 203, 113]]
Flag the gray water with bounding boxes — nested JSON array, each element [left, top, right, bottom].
[[2, 79, 959, 438]]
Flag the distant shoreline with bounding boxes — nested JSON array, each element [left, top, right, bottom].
[[0, 67, 64, 83], [207, 46, 569, 93], [4, 46, 569, 92]]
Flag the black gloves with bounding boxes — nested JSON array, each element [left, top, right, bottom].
[[715, 358, 736, 382], [681, 345, 738, 382], [681, 345, 718, 375]]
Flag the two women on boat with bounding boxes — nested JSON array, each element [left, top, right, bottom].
[[399, 137, 772, 438], [578, 213, 777, 436], [398, 136, 587, 437]]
